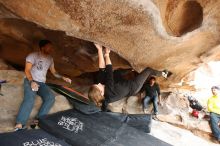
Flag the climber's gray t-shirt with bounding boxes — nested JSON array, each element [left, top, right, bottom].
[[26, 52, 53, 83]]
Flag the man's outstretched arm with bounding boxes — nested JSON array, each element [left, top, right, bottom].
[[94, 43, 105, 69], [50, 63, 71, 84], [104, 47, 111, 65]]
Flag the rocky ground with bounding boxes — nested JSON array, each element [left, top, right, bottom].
[[108, 91, 216, 146], [0, 60, 219, 145], [0, 80, 218, 145], [151, 120, 219, 146]]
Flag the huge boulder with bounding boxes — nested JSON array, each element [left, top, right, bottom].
[[0, 0, 220, 88]]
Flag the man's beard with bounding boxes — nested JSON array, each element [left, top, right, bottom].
[[42, 49, 51, 55]]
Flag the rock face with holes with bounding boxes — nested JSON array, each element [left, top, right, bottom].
[[157, 0, 203, 37], [0, 0, 220, 88], [0, 0, 220, 144]]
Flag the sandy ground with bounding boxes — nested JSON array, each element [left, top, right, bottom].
[[151, 120, 219, 146]]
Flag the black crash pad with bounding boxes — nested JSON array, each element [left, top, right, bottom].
[[39, 109, 172, 146], [0, 129, 70, 146]]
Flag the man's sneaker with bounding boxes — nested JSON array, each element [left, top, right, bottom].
[[152, 112, 159, 120], [162, 70, 168, 78], [30, 123, 37, 129], [153, 115, 159, 121], [143, 108, 149, 114], [162, 70, 172, 78], [30, 119, 39, 129], [14, 125, 26, 132]]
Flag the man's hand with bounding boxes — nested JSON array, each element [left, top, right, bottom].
[[158, 101, 162, 106], [104, 48, 111, 55], [94, 43, 102, 51], [31, 81, 39, 91], [62, 77, 72, 84]]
